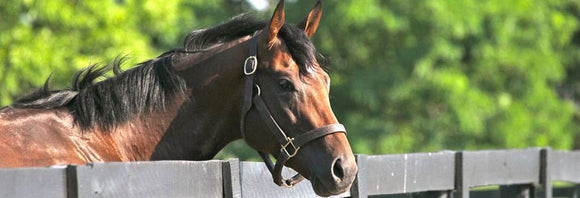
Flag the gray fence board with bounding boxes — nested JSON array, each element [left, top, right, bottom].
[[73, 161, 222, 198], [361, 151, 455, 195], [551, 150, 580, 183], [412, 191, 453, 198], [0, 166, 67, 198], [553, 186, 580, 198], [499, 184, 534, 198], [1, 148, 579, 198], [240, 162, 350, 198], [462, 148, 541, 187]]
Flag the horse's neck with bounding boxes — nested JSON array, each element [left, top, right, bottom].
[[95, 100, 183, 162], [148, 38, 250, 160]]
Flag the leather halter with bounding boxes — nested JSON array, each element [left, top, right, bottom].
[[240, 36, 347, 188]]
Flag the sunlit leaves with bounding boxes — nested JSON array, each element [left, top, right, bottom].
[[0, 0, 228, 106], [1, 0, 579, 159], [306, 0, 580, 153]]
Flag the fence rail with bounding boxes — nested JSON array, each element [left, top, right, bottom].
[[0, 147, 578, 198]]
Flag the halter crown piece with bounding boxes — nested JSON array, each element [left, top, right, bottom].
[[239, 36, 347, 188]]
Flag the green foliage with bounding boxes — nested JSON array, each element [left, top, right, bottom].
[[300, 0, 580, 153], [0, 0, 230, 106], [1, 0, 579, 160]]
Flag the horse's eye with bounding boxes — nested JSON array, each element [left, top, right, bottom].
[[278, 79, 295, 92]]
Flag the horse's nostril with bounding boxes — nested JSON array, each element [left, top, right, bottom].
[[332, 158, 345, 180]]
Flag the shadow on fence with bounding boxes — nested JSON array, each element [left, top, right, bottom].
[[0, 148, 578, 198]]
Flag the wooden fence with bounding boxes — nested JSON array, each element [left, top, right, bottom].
[[0, 148, 578, 198]]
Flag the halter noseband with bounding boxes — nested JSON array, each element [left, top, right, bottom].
[[239, 36, 347, 188]]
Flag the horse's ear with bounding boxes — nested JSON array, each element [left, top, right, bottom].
[[266, 0, 285, 45], [298, 0, 322, 38]]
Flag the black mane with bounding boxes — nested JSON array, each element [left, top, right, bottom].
[[9, 56, 187, 131], [6, 14, 321, 130], [183, 14, 319, 74]]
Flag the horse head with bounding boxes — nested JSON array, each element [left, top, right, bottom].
[[240, 1, 357, 196]]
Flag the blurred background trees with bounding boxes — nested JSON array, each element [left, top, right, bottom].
[[1, 0, 579, 160]]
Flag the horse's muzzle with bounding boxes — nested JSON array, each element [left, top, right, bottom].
[[311, 154, 357, 196]]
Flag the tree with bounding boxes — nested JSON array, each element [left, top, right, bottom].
[[2, 0, 579, 160], [0, 0, 232, 106], [296, 0, 580, 153]]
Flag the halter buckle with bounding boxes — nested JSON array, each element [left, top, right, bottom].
[[244, 56, 258, 75], [281, 138, 300, 158]]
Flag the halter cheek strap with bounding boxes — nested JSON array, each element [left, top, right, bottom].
[[239, 36, 347, 188], [239, 36, 259, 141]]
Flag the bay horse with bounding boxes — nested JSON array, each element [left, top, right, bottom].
[[0, 0, 356, 196]]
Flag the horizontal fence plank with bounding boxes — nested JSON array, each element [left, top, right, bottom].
[[553, 186, 580, 198], [462, 148, 541, 187], [363, 151, 456, 195], [499, 184, 534, 198], [449, 186, 579, 198], [551, 150, 580, 183], [240, 162, 350, 198], [74, 160, 222, 198], [1, 148, 579, 198], [0, 166, 67, 198]]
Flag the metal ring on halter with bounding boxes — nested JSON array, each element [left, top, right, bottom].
[[244, 56, 258, 75], [255, 84, 261, 96], [281, 179, 294, 188]]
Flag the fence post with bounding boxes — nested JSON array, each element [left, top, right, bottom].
[[351, 154, 368, 198], [499, 184, 534, 198], [66, 165, 78, 198], [456, 151, 469, 198], [222, 158, 241, 198], [540, 148, 552, 198]]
